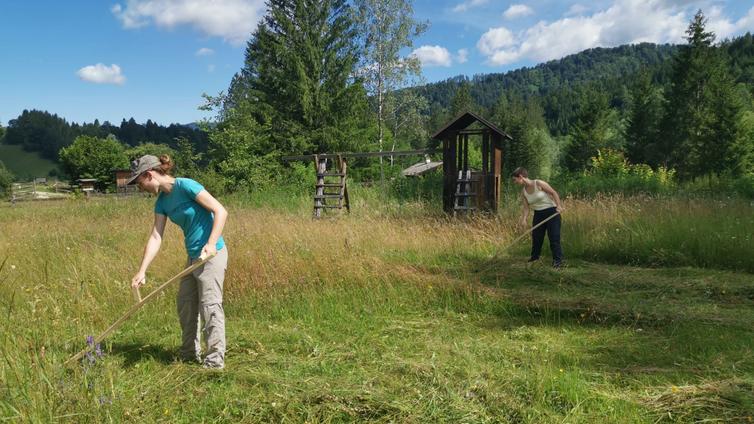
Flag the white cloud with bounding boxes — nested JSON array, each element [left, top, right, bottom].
[[195, 47, 214, 56], [452, 0, 488, 13], [738, 6, 754, 32], [489, 49, 522, 65], [477, 27, 516, 56], [478, 0, 699, 66], [410, 45, 453, 67], [565, 4, 589, 17], [76, 63, 126, 85], [112, 0, 266, 45], [503, 4, 534, 20], [457, 48, 469, 64], [708, 5, 754, 40]]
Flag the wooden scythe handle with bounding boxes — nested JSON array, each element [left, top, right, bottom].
[[65, 252, 216, 366]]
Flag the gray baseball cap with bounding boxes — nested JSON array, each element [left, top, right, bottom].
[[126, 155, 161, 185]]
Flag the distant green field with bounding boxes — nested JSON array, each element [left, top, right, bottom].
[[0, 142, 61, 180]]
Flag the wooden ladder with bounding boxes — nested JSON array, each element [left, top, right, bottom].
[[453, 170, 477, 216], [313, 154, 350, 218]]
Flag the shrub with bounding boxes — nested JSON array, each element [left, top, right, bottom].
[[559, 149, 676, 196], [388, 172, 443, 203], [732, 174, 754, 198], [59, 135, 129, 189], [0, 161, 14, 198], [680, 173, 754, 199]]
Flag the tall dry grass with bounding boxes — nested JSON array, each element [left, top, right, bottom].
[[0, 193, 752, 422]]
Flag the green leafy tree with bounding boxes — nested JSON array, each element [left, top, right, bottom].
[[205, 98, 278, 191], [59, 135, 129, 189], [124, 142, 176, 163], [173, 137, 202, 179], [384, 89, 429, 160], [353, 0, 427, 164], [0, 161, 14, 198]]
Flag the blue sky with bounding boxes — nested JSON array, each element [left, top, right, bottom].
[[1, 0, 753, 127]]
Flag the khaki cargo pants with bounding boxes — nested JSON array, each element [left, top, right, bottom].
[[177, 246, 228, 368]]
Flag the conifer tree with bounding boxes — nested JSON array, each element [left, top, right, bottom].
[[239, 0, 368, 154], [660, 10, 747, 178], [494, 95, 547, 176], [564, 89, 609, 172], [624, 69, 663, 166], [450, 81, 474, 117]]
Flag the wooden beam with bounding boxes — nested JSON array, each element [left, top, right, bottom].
[[314, 155, 325, 218], [282, 149, 435, 162], [463, 134, 469, 171], [482, 132, 489, 209], [457, 129, 488, 135]]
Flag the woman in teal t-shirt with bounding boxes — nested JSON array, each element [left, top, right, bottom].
[[128, 154, 229, 369]]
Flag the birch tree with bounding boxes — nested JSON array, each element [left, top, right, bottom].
[[354, 0, 427, 174]]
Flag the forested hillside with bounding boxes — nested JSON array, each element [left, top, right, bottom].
[[2, 111, 208, 161], [2, 8, 752, 196], [419, 43, 678, 135]]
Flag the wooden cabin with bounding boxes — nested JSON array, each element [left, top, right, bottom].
[[431, 111, 513, 214], [114, 169, 132, 189]]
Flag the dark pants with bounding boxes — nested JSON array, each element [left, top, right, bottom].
[[531, 207, 563, 265]]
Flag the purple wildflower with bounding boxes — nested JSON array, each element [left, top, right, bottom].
[[98, 396, 112, 406], [86, 335, 94, 347], [95, 343, 104, 358], [85, 351, 95, 365]]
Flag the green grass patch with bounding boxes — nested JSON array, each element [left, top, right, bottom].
[[0, 142, 61, 180]]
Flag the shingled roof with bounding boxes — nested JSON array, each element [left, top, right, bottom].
[[431, 111, 513, 141]]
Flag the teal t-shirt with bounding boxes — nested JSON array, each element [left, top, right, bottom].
[[154, 178, 225, 259]]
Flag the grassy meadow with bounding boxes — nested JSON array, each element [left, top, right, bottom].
[[0, 142, 61, 180], [0, 191, 753, 423]]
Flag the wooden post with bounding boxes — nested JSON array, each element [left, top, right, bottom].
[[462, 134, 469, 172], [494, 134, 502, 212], [444, 136, 457, 212], [482, 131, 489, 210], [340, 157, 350, 213], [314, 155, 326, 218]]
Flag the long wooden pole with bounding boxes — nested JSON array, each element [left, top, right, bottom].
[[491, 212, 561, 260], [65, 253, 216, 366]]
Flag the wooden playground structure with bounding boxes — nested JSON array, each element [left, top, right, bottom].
[[283, 111, 513, 218]]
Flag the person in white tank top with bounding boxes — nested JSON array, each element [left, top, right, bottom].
[[512, 167, 565, 267]]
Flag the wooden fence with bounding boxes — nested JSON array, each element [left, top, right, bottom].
[[9, 180, 149, 202]]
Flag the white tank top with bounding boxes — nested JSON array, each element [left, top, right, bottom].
[[523, 180, 556, 211]]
